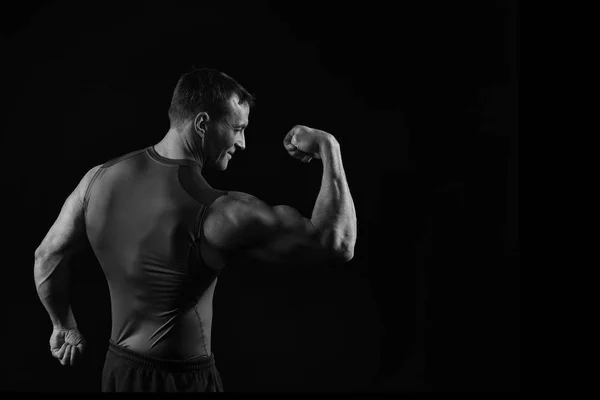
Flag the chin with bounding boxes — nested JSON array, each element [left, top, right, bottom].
[[215, 160, 228, 171], [206, 156, 228, 171]]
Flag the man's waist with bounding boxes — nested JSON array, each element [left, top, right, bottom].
[[107, 339, 214, 370], [111, 311, 212, 359]]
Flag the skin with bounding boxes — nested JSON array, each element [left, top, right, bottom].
[[33, 166, 99, 366], [154, 94, 249, 171]]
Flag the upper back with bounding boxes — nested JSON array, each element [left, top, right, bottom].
[[83, 145, 228, 284]]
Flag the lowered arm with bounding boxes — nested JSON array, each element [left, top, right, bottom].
[[33, 166, 100, 329]]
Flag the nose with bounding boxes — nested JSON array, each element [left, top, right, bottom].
[[236, 132, 246, 151]]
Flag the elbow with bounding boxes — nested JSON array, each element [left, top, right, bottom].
[[33, 247, 50, 286], [34, 247, 48, 270], [34, 247, 45, 262], [331, 243, 354, 264], [321, 231, 355, 264], [339, 248, 354, 263], [33, 251, 44, 284], [332, 252, 353, 264]]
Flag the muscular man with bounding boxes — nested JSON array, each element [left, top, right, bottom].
[[33, 68, 357, 392]]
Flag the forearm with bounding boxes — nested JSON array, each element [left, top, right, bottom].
[[310, 138, 357, 260], [34, 252, 76, 329]]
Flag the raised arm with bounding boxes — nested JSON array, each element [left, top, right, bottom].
[[203, 125, 357, 267], [302, 128, 357, 261]]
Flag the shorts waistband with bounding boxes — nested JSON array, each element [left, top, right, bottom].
[[107, 340, 215, 372]]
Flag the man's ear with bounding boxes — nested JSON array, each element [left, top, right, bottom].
[[194, 112, 210, 136]]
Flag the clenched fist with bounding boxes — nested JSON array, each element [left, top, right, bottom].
[[283, 125, 336, 163], [50, 326, 86, 367]]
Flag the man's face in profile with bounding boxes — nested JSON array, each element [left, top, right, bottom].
[[205, 94, 249, 171]]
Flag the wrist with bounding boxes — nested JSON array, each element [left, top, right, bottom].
[[53, 322, 77, 331], [51, 310, 77, 331], [318, 134, 340, 153]]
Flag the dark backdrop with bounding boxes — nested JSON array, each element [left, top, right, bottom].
[[0, 0, 519, 392]]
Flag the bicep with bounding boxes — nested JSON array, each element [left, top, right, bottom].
[[204, 193, 330, 266], [271, 205, 315, 232]]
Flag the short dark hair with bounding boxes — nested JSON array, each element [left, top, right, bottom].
[[168, 68, 254, 128]]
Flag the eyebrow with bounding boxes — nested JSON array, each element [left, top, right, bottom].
[[233, 123, 248, 129]]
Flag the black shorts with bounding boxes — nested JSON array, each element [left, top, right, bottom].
[[102, 340, 224, 392]]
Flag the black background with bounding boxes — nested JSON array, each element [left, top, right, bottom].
[[0, 0, 519, 392]]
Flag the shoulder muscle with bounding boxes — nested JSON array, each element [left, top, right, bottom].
[[202, 192, 277, 250]]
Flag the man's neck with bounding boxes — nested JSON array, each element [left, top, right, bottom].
[[155, 127, 204, 168]]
